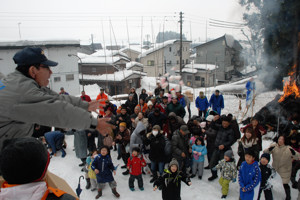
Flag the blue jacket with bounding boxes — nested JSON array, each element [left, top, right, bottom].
[[239, 161, 261, 200], [44, 131, 64, 154], [192, 144, 207, 162], [209, 94, 224, 114], [177, 96, 186, 108], [246, 81, 256, 102], [91, 154, 115, 183], [195, 96, 209, 111]]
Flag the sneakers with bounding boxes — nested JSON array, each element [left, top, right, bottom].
[[190, 174, 196, 178], [61, 149, 66, 158], [221, 195, 227, 199], [112, 188, 120, 198], [208, 175, 218, 181], [122, 170, 129, 175], [95, 189, 102, 199], [129, 188, 135, 191], [198, 176, 202, 180], [139, 187, 144, 191]]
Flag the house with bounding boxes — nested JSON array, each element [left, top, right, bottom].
[[139, 40, 191, 77], [120, 45, 141, 62], [126, 61, 143, 72], [176, 63, 217, 88], [79, 50, 131, 75], [0, 40, 81, 95], [81, 70, 146, 95], [194, 34, 244, 83], [79, 43, 103, 55]]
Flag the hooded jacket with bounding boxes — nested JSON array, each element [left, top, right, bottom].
[[0, 71, 97, 151], [127, 154, 146, 176], [171, 130, 190, 161], [195, 96, 209, 111], [215, 158, 237, 180], [91, 154, 115, 183], [130, 122, 146, 153]]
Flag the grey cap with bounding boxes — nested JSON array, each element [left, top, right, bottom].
[[152, 125, 161, 132], [169, 158, 179, 168], [180, 125, 190, 134], [224, 150, 234, 159]]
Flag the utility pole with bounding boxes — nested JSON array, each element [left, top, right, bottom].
[[91, 34, 94, 52], [18, 23, 22, 40], [179, 12, 183, 77]]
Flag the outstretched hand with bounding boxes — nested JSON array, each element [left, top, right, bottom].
[[96, 118, 114, 135], [153, 186, 158, 191]]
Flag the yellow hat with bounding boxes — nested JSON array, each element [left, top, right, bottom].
[[119, 122, 127, 127]]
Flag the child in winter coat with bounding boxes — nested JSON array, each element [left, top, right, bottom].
[[258, 153, 276, 200], [153, 158, 192, 200], [191, 137, 207, 179], [239, 149, 261, 200], [92, 146, 120, 199], [85, 150, 98, 191], [237, 127, 259, 167], [212, 150, 237, 199], [127, 147, 147, 191]]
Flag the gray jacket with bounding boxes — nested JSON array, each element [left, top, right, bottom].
[[171, 130, 190, 161], [130, 121, 146, 153], [0, 71, 97, 150]]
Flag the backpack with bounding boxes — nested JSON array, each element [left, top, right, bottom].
[[103, 134, 113, 147]]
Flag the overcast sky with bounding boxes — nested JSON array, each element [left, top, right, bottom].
[[0, 0, 245, 45]]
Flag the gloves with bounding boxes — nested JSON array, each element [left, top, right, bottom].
[[232, 178, 236, 183], [290, 148, 296, 155]]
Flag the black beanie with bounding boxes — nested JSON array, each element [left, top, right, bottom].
[[244, 149, 256, 158], [260, 153, 271, 162], [0, 137, 50, 184]]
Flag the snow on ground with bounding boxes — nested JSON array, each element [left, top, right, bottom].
[[57, 79, 298, 200]]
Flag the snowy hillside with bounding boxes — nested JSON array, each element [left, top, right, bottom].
[[48, 79, 298, 200]]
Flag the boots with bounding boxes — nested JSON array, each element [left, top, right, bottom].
[[95, 189, 102, 199], [291, 177, 298, 189], [86, 178, 91, 189], [112, 188, 120, 198]]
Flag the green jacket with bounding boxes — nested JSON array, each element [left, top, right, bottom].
[[0, 70, 97, 150], [166, 102, 186, 118]]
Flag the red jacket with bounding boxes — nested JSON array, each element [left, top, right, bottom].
[[96, 93, 108, 116], [81, 95, 91, 102], [127, 155, 146, 176]]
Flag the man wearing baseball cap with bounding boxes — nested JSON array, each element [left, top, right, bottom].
[[0, 47, 113, 151]]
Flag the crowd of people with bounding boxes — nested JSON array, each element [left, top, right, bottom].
[[33, 84, 300, 200], [0, 47, 300, 200]]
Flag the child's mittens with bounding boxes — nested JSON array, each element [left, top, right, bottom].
[[232, 178, 236, 183]]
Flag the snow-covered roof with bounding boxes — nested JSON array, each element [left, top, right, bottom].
[[120, 45, 141, 54], [176, 68, 198, 74], [185, 64, 217, 70], [91, 50, 129, 58], [81, 70, 146, 81], [77, 52, 88, 59], [224, 34, 235, 48], [80, 56, 129, 64], [0, 40, 80, 47], [194, 34, 240, 49], [139, 40, 191, 58], [126, 61, 143, 69]]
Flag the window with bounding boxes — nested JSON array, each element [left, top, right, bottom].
[[169, 47, 172, 52], [54, 77, 61, 82], [195, 76, 201, 81], [187, 75, 192, 80], [147, 60, 154, 66], [92, 67, 96, 73], [66, 74, 74, 81]]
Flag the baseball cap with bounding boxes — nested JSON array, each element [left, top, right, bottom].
[[13, 47, 58, 67], [180, 125, 190, 134]]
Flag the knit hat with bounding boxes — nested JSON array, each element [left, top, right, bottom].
[[206, 115, 214, 122], [119, 122, 127, 127], [260, 153, 270, 162], [0, 137, 50, 184], [152, 125, 161, 132], [224, 150, 234, 159], [147, 101, 153, 106], [169, 158, 179, 168]]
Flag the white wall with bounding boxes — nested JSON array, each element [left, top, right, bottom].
[[0, 45, 80, 96]]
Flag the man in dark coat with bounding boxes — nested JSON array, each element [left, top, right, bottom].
[[171, 125, 191, 174], [116, 106, 131, 129], [166, 97, 186, 118], [143, 125, 170, 182], [44, 131, 66, 157], [154, 83, 164, 96], [208, 115, 235, 181], [203, 115, 217, 169], [165, 112, 186, 139], [125, 94, 137, 115], [148, 108, 167, 130]]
